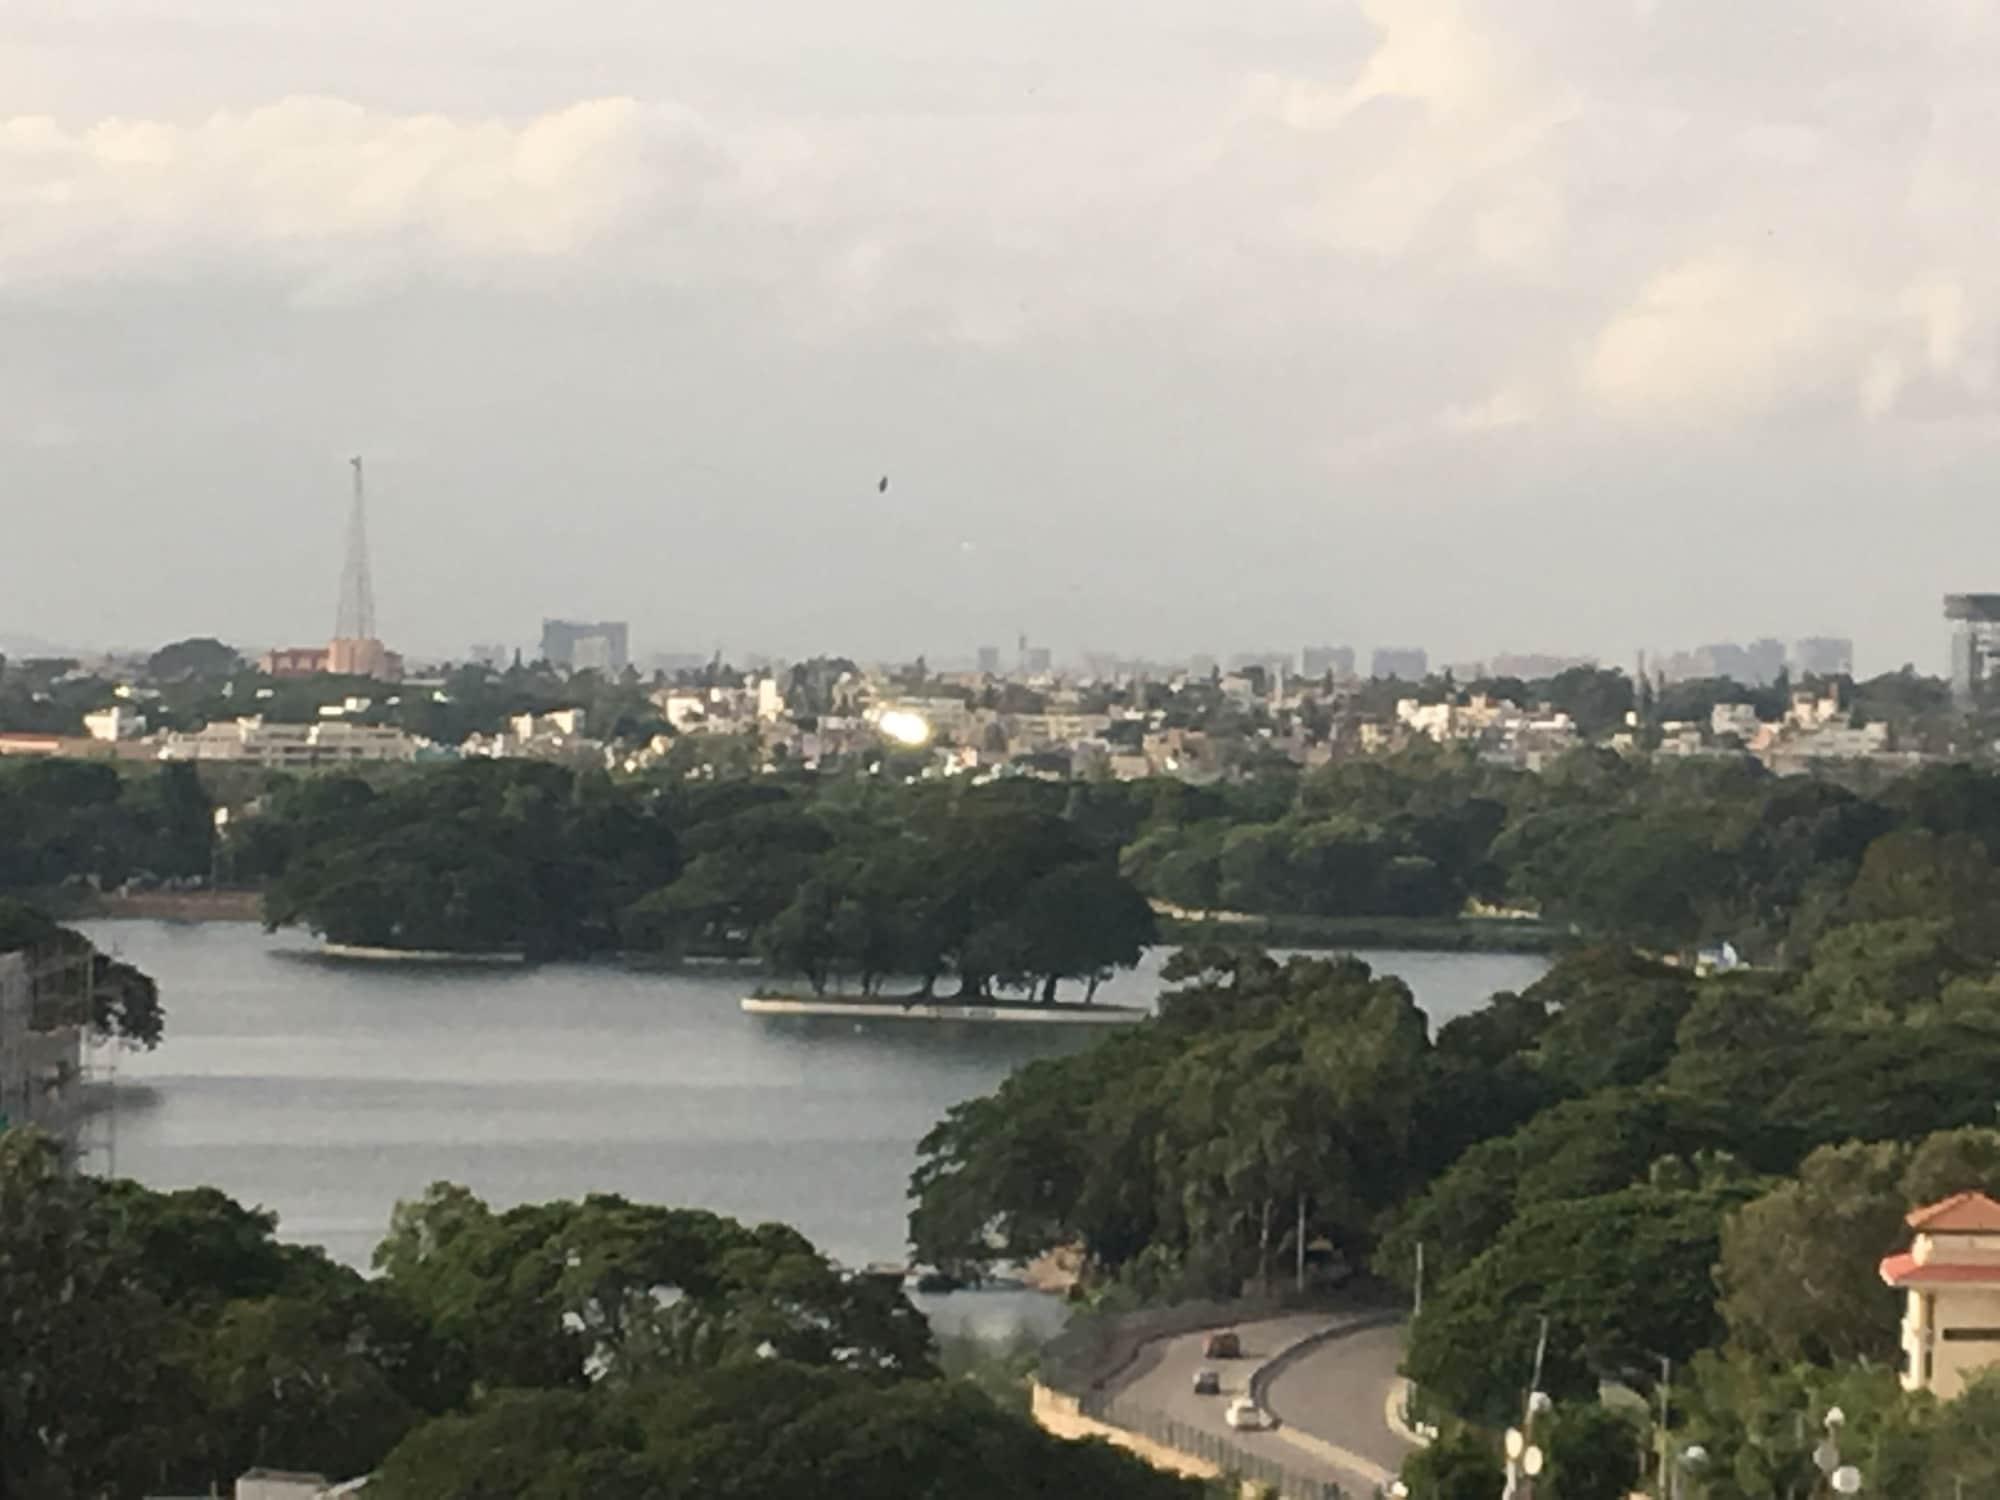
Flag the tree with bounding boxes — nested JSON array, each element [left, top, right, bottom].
[[375, 1184, 936, 1391], [0, 1131, 177, 1500], [1405, 1185, 1742, 1424], [1717, 1130, 2000, 1366], [147, 636, 243, 682], [914, 954, 1432, 1293], [1399, 1427, 1504, 1500], [1541, 1403, 1642, 1500], [371, 1364, 1207, 1500]]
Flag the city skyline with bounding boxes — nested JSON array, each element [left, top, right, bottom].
[[5, 1, 1997, 672]]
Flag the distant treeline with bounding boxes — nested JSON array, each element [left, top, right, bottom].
[[18, 749, 2000, 974]]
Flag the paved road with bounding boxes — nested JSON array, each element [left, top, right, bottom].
[[1110, 1312, 1404, 1495], [1262, 1319, 1415, 1480]]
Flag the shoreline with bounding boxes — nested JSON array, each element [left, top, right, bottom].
[[63, 897, 1567, 960], [1155, 913, 1566, 955], [57, 889, 264, 923], [741, 994, 1147, 1026], [317, 943, 529, 966]]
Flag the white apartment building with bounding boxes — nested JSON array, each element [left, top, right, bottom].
[[83, 704, 149, 741], [157, 717, 420, 767]]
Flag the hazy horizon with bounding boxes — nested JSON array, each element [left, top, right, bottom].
[[6, 1, 1997, 676]]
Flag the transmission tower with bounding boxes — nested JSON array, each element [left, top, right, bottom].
[[335, 455, 377, 641]]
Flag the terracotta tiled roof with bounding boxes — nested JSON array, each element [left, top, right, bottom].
[[1880, 1252, 2000, 1287], [1906, 1191, 2000, 1233]]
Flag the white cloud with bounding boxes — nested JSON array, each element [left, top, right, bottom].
[[1582, 255, 1854, 418], [1440, 388, 1537, 432], [0, 97, 792, 292]]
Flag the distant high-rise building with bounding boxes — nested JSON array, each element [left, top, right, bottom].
[[1021, 647, 1052, 675], [1489, 653, 1595, 680], [1946, 595, 2000, 704], [1302, 645, 1356, 680], [541, 620, 629, 675], [977, 645, 1002, 674], [1746, 638, 1786, 686], [1230, 651, 1293, 676], [1370, 647, 1429, 681], [1657, 640, 1786, 687], [468, 644, 511, 671], [1790, 637, 1855, 678]]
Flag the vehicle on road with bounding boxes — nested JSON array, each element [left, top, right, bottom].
[[1192, 1368, 1221, 1395], [1203, 1330, 1242, 1359], [1225, 1396, 1275, 1431]]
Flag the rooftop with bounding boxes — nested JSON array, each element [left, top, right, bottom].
[[1907, 1190, 2000, 1234], [1880, 1252, 2000, 1288]]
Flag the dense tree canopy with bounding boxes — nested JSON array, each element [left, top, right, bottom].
[[4, 1140, 1194, 1500]]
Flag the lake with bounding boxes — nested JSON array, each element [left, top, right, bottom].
[[78, 922, 1547, 1336]]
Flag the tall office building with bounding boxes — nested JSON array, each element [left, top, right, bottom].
[[1790, 637, 1855, 678], [1370, 647, 1429, 680], [540, 620, 630, 675], [976, 645, 1002, 674], [1302, 645, 1356, 680]]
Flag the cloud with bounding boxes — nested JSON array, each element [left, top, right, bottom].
[[0, 97, 799, 294], [1582, 255, 1854, 419], [1440, 388, 1538, 433]]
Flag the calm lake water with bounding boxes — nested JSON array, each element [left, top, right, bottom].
[[78, 922, 1546, 1337]]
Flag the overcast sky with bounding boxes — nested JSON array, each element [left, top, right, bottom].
[[4, 0, 1997, 673]]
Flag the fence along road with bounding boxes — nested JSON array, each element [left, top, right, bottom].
[[1101, 1311, 1403, 1499]]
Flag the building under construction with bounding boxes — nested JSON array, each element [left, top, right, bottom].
[[0, 909, 93, 1143], [1945, 594, 2000, 705]]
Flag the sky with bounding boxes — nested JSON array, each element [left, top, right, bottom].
[[4, 0, 1999, 674]]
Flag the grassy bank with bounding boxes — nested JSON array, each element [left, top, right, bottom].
[[1156, 912, 1569, 954], [35, 887, 265, 923]]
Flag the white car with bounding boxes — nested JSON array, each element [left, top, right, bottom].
[[1225, 1397, 1275, 1431]]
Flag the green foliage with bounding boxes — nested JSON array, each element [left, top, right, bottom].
[[1716, 1129, 2000, 1366], [1403, 1185, 1745, 1424], [374, 1182, 937, 1388], [1399, 1426, 1504, 1500], [1540, 1403, 1643, 1500], [0, 1130, 462, 1498], [147, 636, 243, 682], [262, 761, 682, 957], [370, 1364, 1208, 1500], [911, 952, 1431, 1289], [0, 757, 214, 890]]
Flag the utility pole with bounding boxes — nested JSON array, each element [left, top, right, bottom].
[[1295, 1191, 1307, 1293], [1656, 1356, 1672, 1500], [1414, 1241, 1425, 1317]]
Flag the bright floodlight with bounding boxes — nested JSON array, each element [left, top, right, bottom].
[[1522, 1447, 1544, 1478], [1504, 1429, 1525, 1460], [1824, 1406, 1846, 1428], [1831, 1465, 1863, 1495], [1527, 1391, 1553, 1416], [877, 710, 932, 746]]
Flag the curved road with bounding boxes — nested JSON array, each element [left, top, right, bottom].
[[1262, 1320, 1414, 1482], [1109, 1312, 1413, 1495]]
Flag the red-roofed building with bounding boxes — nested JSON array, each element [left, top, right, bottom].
[[1881, 1190, 2000, 1398]]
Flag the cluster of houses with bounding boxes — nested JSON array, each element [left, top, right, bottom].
[[0, 655, 1936, 783]]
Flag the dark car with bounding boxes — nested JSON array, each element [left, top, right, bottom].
[[1192, 1368, 1221, 1395], [1203, 1330, 1242, 1359]]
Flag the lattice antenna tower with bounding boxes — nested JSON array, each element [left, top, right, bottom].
[[335, 455, 377, 640]]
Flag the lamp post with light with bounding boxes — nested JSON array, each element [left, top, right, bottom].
[[1812, 1406, 1863, 1496], [1669, 1443, 1708, 1500]]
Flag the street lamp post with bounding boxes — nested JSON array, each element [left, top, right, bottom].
[[1670, 1443, 1708, 1500], [1812, 1406, 1863, 1496], [1500, 1318, 1552, 1500]]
